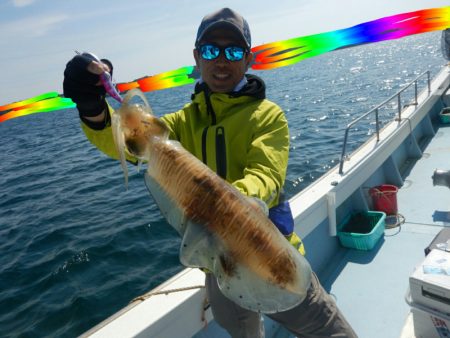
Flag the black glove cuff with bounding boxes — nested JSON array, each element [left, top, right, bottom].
[[80, 108, 111, 131]]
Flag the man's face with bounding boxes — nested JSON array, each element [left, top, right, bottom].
[[194, 29, 253, 93]]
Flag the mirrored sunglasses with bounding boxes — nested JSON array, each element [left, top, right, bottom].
[[198, 44, 247, 62]]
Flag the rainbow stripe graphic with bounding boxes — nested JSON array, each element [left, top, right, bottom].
[[252, 7, 450, 69], [117, 66, 198, 92], [0, 92, 75, 123], [1, 6, 448, 123]]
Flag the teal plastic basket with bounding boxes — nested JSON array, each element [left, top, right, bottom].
[[439, 107, 450, 124], [337, 211, 386, 251]]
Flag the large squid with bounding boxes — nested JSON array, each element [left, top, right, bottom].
[[111, 89, 312, 313]]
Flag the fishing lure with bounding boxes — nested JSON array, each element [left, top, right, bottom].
[[99, 72, 123, 103], [76, 51, 124, 103]]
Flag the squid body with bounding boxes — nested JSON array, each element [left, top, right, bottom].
[[111, 89, 312, 313]]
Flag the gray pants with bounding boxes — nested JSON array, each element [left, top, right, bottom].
[[205, 272, 358, 338]]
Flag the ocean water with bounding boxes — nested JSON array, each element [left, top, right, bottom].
[[0, 32, 446, 337]]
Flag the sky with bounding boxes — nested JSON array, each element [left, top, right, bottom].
[[0, 0, 448, 104]]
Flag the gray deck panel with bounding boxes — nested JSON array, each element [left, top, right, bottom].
[[327, 225, 439, 338], [398, 126, 450, 227]]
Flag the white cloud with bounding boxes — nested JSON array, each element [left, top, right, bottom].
[[0, 13, 68, 38], [12, 0, 35, 7]]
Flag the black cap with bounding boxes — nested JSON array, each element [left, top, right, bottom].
[[195, 8, 251, 49]]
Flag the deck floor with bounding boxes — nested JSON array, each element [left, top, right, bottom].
[[323, 124, 450, 338]]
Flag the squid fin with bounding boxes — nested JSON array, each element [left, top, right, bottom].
[[144, 172, 186, 235], [180, 219, 308, 313]]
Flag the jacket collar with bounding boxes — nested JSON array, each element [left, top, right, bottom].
[[191, 74, 266, 122], [196, 76, 248, 92], [192, 74, 266, 100]]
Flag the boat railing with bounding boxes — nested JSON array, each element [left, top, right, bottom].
[[338, 71, 431, 175]]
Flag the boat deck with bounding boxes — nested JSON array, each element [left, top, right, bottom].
[[318, 124, 450, 338]]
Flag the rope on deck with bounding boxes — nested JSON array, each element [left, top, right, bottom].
[[385, 213, 406, 231], [130, 285, 205, 303], [130, 284, 210, 328]]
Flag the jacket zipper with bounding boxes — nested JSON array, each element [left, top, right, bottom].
[[215, 127, 227, 179], [201, 93, 227, 179], [201, 92, 216, 164], [201, 127, 208, 164]]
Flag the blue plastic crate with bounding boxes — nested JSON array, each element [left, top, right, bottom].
[[337, 211, 386, 251]]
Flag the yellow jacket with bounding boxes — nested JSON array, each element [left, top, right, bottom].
[[82, 75, 289, 208]]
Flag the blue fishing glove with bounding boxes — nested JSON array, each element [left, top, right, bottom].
[[269, 193, 306, 255], [268, 195, 294, 236]]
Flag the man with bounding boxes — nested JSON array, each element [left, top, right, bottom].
[[64, 7, 357, 338]]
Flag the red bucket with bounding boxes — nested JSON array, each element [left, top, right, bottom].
[[369, 184, 398, 215]]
